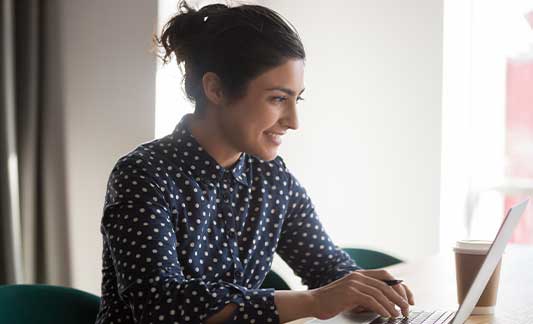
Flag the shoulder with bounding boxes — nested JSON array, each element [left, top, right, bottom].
[[104, 138, 175, 205], [108, 136, 174, 183]]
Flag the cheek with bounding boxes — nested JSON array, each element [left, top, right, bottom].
[[255, 104, 281, 128], [252, 110, 280, 139], [227, 100, 280, 143]]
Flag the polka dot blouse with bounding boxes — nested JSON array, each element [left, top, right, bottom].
[[95, 114, 361, 324]]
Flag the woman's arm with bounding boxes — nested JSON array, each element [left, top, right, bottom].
[[274, 290, 315, 323], [274, 159, 361, 289], [206, 290, 314, 324], [207, 272, 415, 323]]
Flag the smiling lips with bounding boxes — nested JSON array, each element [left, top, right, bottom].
[[265, 131, 285, 145]]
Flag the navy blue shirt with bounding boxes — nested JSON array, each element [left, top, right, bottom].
[[95, 114, 360, 324]]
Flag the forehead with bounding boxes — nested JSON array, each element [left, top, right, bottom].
[[250, 59, 305, 92]]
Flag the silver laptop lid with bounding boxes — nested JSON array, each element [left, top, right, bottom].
[[451, 198, 529, 324]]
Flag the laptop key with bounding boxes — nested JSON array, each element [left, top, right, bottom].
[[370, 310, 456, 324], [425, 311, 447, 322], [409, 311, 434, 324], [434, 311, 455, 324]]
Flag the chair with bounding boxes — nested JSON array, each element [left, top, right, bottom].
[[0, 284, 100, 324], [260, 270, 291, 290], [342, 248, 402, 269], [260, 248, 402, 290]]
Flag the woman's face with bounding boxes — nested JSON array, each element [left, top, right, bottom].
[[217, 58, 305, 161]]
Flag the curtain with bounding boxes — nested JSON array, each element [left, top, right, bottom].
[[1, 0, 71, 285]]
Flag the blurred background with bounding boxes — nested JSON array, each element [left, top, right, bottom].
[[1, 0, 532, 295]]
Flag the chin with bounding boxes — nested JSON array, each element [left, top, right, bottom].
[[253, 148, 278, 161], [246, 137, 280, 161]]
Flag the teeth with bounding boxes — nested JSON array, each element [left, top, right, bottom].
[[265, 132, 282, 144]]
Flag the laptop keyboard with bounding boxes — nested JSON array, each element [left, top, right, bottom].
[[369, 310, 455, 324]]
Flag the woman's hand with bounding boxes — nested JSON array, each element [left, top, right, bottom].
[[346, 270, 415, 316], [356, 269, 415, 308], [308, 269, 414, 320]]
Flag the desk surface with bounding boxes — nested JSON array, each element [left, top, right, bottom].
[[288, 244, 533, 324]]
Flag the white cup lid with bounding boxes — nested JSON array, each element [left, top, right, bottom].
[[453, 240, 493, 255]]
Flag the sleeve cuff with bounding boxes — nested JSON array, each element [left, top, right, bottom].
[[227, 286, 280, 323]]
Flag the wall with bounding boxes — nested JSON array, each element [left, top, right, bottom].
[[60, 0, 157, 294], [60, 0, 443, 294], [262, 0, 444, 287]]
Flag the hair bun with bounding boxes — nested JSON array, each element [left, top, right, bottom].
[[198, 3, 228, 14], [197, 3, 228, 21]]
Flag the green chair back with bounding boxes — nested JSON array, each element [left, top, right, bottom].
[[260, 248, 402, 290], [0, 284, 100, 324], [261, 270, 291, 290], [343, 248, 402, 269]]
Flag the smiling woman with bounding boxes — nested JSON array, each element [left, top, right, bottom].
[[156, 0, 306, 165], [94, 1, 412, 324]]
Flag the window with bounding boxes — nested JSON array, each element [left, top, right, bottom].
[[155, 0, 197, 138], [441, 0, 533, 249]]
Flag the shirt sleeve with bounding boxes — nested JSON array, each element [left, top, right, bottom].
[[100, 155, 280, 323], [275, 158, 362, 289]]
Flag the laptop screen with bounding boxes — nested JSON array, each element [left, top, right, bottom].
[[451, 198, 529, 324]]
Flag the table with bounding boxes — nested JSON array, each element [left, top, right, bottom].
[[288, 244, 533, 324]]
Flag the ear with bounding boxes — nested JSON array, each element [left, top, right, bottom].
[[201, 72, 225, 106]]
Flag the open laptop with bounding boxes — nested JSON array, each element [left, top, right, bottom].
[[308, 198, 530, 324]]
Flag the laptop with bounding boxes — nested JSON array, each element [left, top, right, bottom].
[[308, 198, 530, 324]]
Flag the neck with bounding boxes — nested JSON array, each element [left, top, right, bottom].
[[188, 112, 242, 169]]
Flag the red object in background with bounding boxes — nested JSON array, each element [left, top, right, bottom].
[[505, 59, 533, 244]]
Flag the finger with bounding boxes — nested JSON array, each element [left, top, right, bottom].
[[351, 288, 392, 318], [357, 269, 394, 281], [352, 281, 400, 317], [391, 284, 410, 317], [354, 270, 410, 317], [402, 283, 415, 305], [392, 283, 408, 302], [357, 274, 410, 311]]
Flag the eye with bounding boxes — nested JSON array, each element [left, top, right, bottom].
[[270, 96, 305, 103], [272, 96, 287, 103]]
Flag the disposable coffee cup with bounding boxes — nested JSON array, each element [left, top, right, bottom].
[[453, 240, 502, 315]]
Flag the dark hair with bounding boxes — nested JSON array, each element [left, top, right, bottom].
[[154, 0, 306, 114]]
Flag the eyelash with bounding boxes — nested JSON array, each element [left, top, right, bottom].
[[272, 96, 305, 103]]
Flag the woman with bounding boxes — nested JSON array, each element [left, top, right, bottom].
[[95, 1, 414, 323]]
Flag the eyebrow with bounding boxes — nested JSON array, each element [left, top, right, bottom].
[[265, 87, 306, 96]]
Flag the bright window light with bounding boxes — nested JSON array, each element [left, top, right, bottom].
[[155, 0, 196, 138]]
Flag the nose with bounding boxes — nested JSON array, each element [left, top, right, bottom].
[[282, 101, 299, 130]]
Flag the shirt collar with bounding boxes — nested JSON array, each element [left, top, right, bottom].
[[171, 114, 250, 187]]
